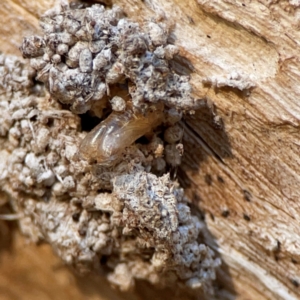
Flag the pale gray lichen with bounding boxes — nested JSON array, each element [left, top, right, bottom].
[[203, 71, 256, 91], [0, 1, 221, 295]]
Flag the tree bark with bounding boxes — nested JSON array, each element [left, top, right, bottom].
[[1, 0, 300, 299]]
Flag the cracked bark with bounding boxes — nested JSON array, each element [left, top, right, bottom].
[[1, 0, 300, 299]]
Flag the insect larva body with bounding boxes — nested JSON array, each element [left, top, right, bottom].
[[79, 106, 164, 165]]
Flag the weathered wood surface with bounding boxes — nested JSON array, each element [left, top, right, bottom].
[[1, 0, 300, 299], [0, 232, 190, 300]]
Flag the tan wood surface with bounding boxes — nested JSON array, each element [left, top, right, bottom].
[[1, 0, 300, 299]]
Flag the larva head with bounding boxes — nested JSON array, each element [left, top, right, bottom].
[[79, 105, 164, 165], [79, 120, 111, 163]]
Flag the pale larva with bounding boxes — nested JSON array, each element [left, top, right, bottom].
[[79, 105, 164, 165]]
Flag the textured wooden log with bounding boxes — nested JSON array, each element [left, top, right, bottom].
[[1, 0, 300, 299]]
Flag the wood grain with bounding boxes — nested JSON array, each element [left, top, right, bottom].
[[1, 0, 300, 299]]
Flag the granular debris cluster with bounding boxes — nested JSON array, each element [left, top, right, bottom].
[[20, 2, 195, 114], [0, 1, 221, 295]]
